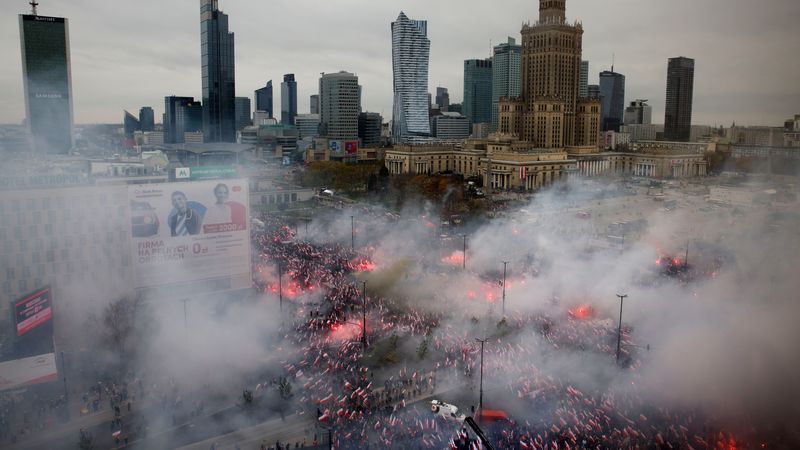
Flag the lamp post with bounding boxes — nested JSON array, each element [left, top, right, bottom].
[[462, 234, 467, 270], [351, 216, 355, 251], [616, 293, 628, 363], [501, 261, 509, 317], [475, 338, 487, 418], [278, 263, 283, 312], [361, 281, 368, 350]]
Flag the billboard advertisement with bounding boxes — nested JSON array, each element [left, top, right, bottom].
[[345, 141, 359, 155], [128, 179, 252, 290], [1, 287, 58, 392], [329, 140, 344, 157], [15, 287, 53, 337]]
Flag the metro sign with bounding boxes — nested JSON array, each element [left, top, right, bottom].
[[175, 168, 191, 179]]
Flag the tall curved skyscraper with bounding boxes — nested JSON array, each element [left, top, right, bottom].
[[391, 12, 430, 144]]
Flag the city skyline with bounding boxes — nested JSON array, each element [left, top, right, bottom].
[[1, 0, 798, 127]]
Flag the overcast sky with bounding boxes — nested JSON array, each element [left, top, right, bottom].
[[1, 0, 798, 126]]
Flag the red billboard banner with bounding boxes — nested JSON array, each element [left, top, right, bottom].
[[15, 287, 52, 337], [345, 141, 359, 155]]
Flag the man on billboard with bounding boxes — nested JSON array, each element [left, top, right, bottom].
[[168, 191, 203, 236], [203, 183, 247, 233]]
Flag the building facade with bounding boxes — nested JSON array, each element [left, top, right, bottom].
[[491, 37, 522, 132], [295, 114, 321, 140], [463, 59, 493, 128], [201, 0, 236, 143], [358, 112, 383, 147], [19, 12, 74, 154], [664, 56, 694, 141], [165, 96, 203, 144], [139, 107, 155, 132], [319, 71, 360, 140], [281, 74, 298, 126], [255, 80, 273, 118], [579, 60, 589, 98], [623, 99, 652, 125], [234, 97, 251, 130], [310, 95, 320, 115], [391, 12, 431, 143], [123, 111, 140, 138], [498, 0, 601, 150], [431, 113, 470, 140], [435, 87, 450, 112], [599, 70, 625, 131]]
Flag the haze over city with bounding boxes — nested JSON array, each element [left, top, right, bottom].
[[1, 0, 799, 449]]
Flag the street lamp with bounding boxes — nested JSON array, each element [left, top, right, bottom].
[[278, 263, 283, 312], [462, 234, 467, 270], [361, 281, 368, 350], [501, 261, 509, 317], [475, 337, 487, 419], [615, 293, 628, 363], [351, 216, 355, 251]]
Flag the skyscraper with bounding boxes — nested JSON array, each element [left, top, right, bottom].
[[234, 97, 251, 130], [664, 56, 694, 141], [255, 81, 273, 117], [19, 9, 73, 154], [281, 74, 298, 126], [123, 111, 140, 138], [463, 59, 493, 127], [599, 69, 625, 131], [310, 94, 320, 115], [165, 96, 203, 144], [319, 71, 360, 140], [201, 0, 236, 142], [391, 12, 431, 143], [579, 61, 589, 98], [139, 106, 155, 131], [491, 37, 521, 132], [498, 0, 600, 148], [435, 87, 450, 112]]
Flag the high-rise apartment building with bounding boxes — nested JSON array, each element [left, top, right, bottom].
[[139, 106, 155, 131], [281, 74, 298, 126], [587, 85, 600, 99], [498, 0, 600, 149], [391, 12, 431, 143], [435, 87, 450, 112], [255, 81, 273, 118], [623, 99, 652, 125], [664, 56, 694, 141], [200, 0, 236, 142], [19, 10, 73, 154], [235, 97, 251, 130], [310, 95, 320, 115], [579, 61, 589, 98], [319, 71, 360, 140], [165, 96, 203, 144], [599, 69, 625, 131], [491, 37, 521, 132], [463, 59, 493, 127]]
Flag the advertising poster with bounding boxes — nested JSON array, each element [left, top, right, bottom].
[[128, 179, 252, 290], [345, 141, 359, 155], [14, 287, 52, 337], [0, 354, 58, 392]]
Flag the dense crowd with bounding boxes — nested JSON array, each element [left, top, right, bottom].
[[247, 215, 765, 449]]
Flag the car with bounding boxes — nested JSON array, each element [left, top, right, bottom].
[[431, 400, 466, 422], [130, 200, 159, 237]]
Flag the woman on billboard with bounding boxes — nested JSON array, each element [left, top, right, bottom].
[[203, 183, 246, 233]]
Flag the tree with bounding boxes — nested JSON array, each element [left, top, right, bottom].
[[278, 378, 293, 400], [417, 339, 429, 360], [78, 429, 94, 450]]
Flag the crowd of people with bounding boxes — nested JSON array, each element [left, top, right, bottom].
[[246, 214, 764, 449]]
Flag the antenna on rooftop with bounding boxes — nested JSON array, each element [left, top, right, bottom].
[[611, 53, 615, 73], [29, 0, 39, 15]]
